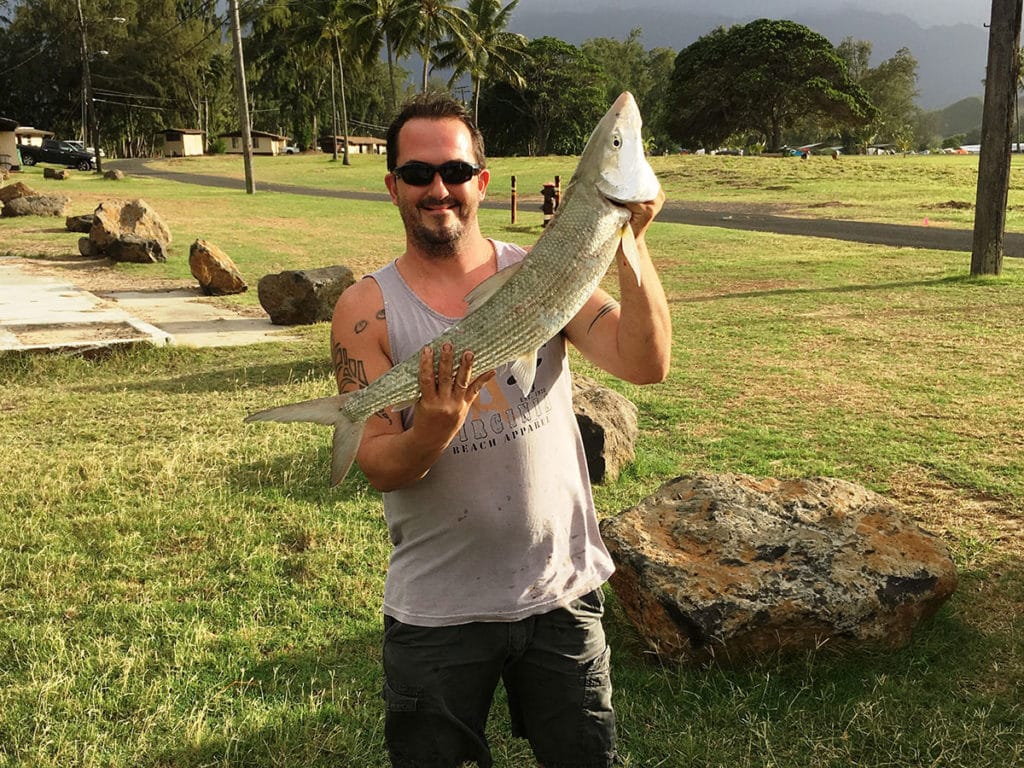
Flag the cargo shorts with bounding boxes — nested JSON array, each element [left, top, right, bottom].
[[381, 588, 616, 768]]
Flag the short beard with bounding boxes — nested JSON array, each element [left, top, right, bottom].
[[401, 195, 469, 259]]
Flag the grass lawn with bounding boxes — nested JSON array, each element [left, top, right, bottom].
[[0, 154, 1022, 767]]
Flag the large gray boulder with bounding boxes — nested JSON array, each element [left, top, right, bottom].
[[1, 194, 71, 217], [257, 265, 355, 325], [601, 473, 958, 664], [89, 198, 172, 251]]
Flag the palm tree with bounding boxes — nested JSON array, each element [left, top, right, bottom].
[[434, 0, 527, 123], [407, 0, 469, 92], [358, 0, 419, 111]]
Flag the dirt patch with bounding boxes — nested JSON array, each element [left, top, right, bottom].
[[886, 466, 1023, 560]]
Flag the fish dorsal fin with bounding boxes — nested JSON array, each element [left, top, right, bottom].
[[620, 223, 642, 287], [509, 351, 539, 397], [464, 261, 524, 313]]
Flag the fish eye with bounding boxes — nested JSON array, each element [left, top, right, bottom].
[[611, 132, 622, 148]]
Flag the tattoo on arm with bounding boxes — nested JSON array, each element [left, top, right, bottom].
[[332, 342, 369, 391], [354, 320, 368, 334], [587, 300, 619, 334]]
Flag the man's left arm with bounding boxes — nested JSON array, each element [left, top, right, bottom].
[[564, 189, 671, 384]]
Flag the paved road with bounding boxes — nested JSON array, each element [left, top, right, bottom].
[[112, 159, 1024, 257]]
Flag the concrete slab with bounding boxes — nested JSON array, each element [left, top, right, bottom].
[[0, 257, 302, 352], [95, 288, 301, 348], [0, 258, 172, 353]]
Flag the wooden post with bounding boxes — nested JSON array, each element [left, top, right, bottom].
[[228, 0, 255, 194], [511, 175, 517, 225], [972, 0, 1023, 275]]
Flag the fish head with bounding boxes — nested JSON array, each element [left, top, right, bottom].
[[577, 91, 660, 205]]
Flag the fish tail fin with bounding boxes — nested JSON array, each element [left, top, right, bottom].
[[331, 416, 366, 487], [246, 393, 366, 486]]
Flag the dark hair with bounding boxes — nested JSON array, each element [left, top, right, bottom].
[[385, 91, 486, 172]]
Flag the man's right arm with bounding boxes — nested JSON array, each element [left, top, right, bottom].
[[330, 279, 493, 492]]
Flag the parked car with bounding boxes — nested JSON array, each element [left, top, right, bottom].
[[283, 145, 301, 154], [65, 140, 106, 157], [19, 140, 97, 171]]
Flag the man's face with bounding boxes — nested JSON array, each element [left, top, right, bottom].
[[385, 117, 490, 258]]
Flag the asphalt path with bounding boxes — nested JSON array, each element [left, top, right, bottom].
[[112, 159, 1024, 257]]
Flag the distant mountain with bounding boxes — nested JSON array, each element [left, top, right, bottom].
[[936, 97, 984, 138], [506, 5, 987, 111]]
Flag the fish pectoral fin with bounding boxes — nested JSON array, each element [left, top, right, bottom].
[[620, 223, 643, 287], [331, 416, 366, 487], [463, 261, 524, 313], [244, 394, 347, 425], [509, 351, 539, 397]]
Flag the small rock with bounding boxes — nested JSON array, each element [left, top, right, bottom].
[[189, 239, 247, 295], [78, 237, 103, 258], [0, 181, 36, 205], [43, 168, 71, 180], [103, 169, 125, 180], [105, 235, 168, 264], [66, 214, 95, 233]]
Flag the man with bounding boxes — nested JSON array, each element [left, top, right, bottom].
[[330, 92, 670, 768]]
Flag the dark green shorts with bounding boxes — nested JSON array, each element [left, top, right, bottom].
[[382, 588, 616, 768]]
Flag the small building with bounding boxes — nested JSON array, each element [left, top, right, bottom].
[[0, 117, 19, 171], [14, 126, 55, 147], [159, 128, 205, 157], [318, 135, 387, 155], [220, 129, 290, 156]]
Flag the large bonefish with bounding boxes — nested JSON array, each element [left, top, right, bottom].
[[246, 91, 661, 486]]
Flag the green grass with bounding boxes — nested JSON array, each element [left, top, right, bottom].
[[1, 156, 1023, 767]]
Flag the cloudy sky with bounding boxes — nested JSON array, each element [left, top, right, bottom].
[[512, 0, 992, 29]]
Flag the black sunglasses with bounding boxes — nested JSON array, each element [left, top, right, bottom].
[[392, 160, 481, 186]]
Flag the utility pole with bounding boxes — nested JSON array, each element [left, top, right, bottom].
[[75, 0, 102, 173], [228, 0, 255, 194], [334, 36, 351, 166], [972, 0, 1023, 275]]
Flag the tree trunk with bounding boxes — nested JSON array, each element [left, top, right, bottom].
[[972, 0, 1023, 276]]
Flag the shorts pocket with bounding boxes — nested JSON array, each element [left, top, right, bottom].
[[382, 681, 419, 713]]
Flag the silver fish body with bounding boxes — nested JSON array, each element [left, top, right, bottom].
[[246, 91, 660, 485]]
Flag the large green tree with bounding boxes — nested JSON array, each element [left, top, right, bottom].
[[434, 0, 527, 124], [668, 19, 876, 151], [837, 38, 919, 150], [580, 28, 676, 152], [478, 36, 605, 156]]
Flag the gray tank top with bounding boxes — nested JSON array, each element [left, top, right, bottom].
[[369, 240, 614, 626]]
